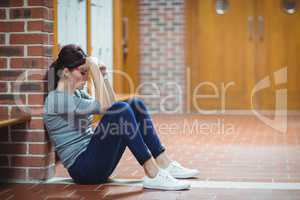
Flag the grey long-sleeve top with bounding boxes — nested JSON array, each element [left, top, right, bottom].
[[43, 89, 101, 169]]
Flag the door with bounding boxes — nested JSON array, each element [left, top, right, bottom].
[[187, 0, 256, 112], [187, 0, 300, 112], [112, 0, 140, 94], [57, 0, 87, 51], [255, 0, 300, 110], [122, 0, 140, 94], [91, 0, 114, 83]]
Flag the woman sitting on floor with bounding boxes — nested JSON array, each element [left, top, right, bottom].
[[43, 44, 199, 190]]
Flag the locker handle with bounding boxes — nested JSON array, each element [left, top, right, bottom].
[[247, 16, 254, 41], [258, 16, 264, 42], [122, 17, 128, 59]]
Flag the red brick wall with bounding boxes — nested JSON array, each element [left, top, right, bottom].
[[0, 0, 54, 181], [139, 0, 186, 113]]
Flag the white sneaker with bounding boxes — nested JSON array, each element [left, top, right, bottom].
[[143, 169, 190, 190], [165, 161, 200, 179]]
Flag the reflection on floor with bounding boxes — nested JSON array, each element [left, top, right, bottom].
[[2, 114, 300, 199]]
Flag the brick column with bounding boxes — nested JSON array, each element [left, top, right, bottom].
[[139, 0, 186, 113], [0, 0, 54, 182]]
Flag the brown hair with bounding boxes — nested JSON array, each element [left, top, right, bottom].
[[48, 44, 87, 90]]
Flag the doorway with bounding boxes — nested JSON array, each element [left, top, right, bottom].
[[186, 0, 300, 112]]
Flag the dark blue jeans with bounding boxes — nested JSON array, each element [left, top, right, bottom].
[[68, 98, 165, 184]]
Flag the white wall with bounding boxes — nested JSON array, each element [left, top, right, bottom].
[[91, 0, 113, 83], [57, 0, 87, 52]]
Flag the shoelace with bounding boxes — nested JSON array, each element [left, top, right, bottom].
[[170, 162, 185, 172], [159, 171, 178, 183], [172, 161, 182, 167]]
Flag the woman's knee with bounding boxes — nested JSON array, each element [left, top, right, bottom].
[[107, 101, 132, 115], [128, 97, 146, 109], [129, 97, 144, 105]]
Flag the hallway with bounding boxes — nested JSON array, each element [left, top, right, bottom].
[[2, 114, 299, 199]]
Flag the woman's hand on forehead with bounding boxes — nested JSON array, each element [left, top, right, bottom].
[[86, 56, 98, 67], [86, 57, 107, 77], [79, 64, 89, 72], [98, 62, 107, 77]]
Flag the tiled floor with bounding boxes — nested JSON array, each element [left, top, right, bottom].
[[1, 114, 300, 199], [2, 183, 300, 199]]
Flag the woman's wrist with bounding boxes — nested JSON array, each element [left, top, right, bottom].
[[102, 74, 108, 80]]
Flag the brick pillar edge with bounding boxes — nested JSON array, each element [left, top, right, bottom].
[[0, 0, 55, 182]]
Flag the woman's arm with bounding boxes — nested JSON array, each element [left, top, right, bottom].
[[45, 91, 101, 115], [86, 57, 112, 112], [104, 78, 116, 103], [98, 62, 116, 103]]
